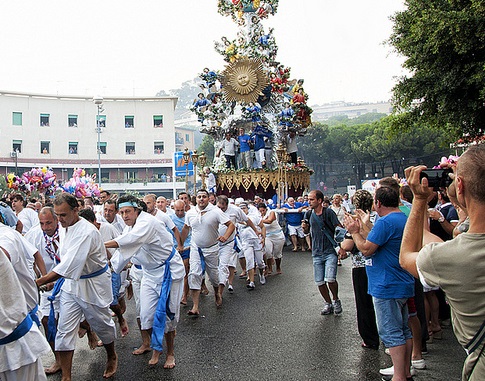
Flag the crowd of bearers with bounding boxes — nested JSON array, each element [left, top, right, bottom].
[[7, 172, 481, 381]]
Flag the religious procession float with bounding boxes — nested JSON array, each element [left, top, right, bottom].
[[190, 0, 313, 201]]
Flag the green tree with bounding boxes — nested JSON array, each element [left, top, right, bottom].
[[388, 1, 485, 138], [197, 134, 215, 165], [299, 115, 455, 188]]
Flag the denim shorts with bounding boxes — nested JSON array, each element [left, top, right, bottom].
[[313, 252, 338, 285], [373, 297, 412, 348], [111, 272, 121, 306]]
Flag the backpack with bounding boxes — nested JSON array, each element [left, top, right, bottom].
[[304, 208, 339, 249]]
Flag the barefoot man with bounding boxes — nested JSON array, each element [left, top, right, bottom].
[[78, 208, 130, 338], [105, 195, 185, 368], [35, 193, 118, 380], [180, 189, 235, 315], [24, 206, 63, 374]]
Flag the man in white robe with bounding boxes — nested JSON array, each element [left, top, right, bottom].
[[216, 195, 259, 292], [0, 246, 50, 381], [0, 224, 41, 328], [35, 193, 117, 381], [79, 208, 129, 338], [180, 189, 235, 315], [24, 206, 63, 374], [105, 195, 185, 369], [11, 193, 39, 234]]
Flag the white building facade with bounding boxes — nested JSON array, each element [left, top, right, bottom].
[[0, 91, 186, 197]]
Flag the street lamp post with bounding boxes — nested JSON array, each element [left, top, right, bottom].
[[182, 148, 191, 192], [11, 151, 18, 175], [199, 152, 207, 189], [191, 150, 199, 195], [93, 96, 104, 188], [276, 143, 287, 207]]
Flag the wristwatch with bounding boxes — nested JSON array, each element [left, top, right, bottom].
[[438, 213, 445, 223]]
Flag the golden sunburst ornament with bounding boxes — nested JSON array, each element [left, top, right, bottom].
[[221, 58, 269, 104]]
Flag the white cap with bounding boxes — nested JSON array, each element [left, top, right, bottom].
[[229, 198, 235, 204], [267, 199, 273, 205], [235, 197, 244, 205]]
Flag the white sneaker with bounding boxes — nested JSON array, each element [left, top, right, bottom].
[[246, 281, 255, 290], [321, 302, 333, 315], [411, 359, 426, 370], [228, 285, 234, 293], [259, 273, 266, 285], [379, 365, 417, 377], [333, 299, 343, 315]]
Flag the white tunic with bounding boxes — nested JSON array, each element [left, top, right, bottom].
[[52, 218, 112, 308], [99, 222, 120, 258], [17, 207, 39, 234], [0, 252, 50, 374], [185, 204, 230, 248], [238, 214, 262, 242], [263, 210, 283, 234], [206, 172, 216, 190], [218, 203, 248, 240], [223, 137, 238, 156], [153, 208, 176, 231], [114, 211, 185, 284], [0, 225, 39, 312]]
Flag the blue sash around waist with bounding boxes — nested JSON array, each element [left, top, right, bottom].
[[80, 263, 109, 279], [151, 247, 177, 352], [29, 304, 41, 327], [0, 314, 33, 345]]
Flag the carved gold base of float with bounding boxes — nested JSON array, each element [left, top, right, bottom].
[[216, 168, 311, 200]]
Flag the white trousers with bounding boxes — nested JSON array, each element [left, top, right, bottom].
[[243, 238, 265, 270], [55, 291, 116, 351], [39, 289, 59, 318], [139, 277, 183, 332], [188, 244, 220, 289], [129, 265, 143, 317], [218, 242, 237, 286]]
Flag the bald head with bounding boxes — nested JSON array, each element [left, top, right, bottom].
[[173, 200, 185, 218], [39, 206, 58, 236]]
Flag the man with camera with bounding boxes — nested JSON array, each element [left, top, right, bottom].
[[400, 145, 485, 380]]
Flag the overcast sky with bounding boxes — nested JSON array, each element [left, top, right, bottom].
[[1, 0, 405, 105]]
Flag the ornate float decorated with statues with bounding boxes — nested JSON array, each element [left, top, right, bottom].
[[190, 0, 313, 201]]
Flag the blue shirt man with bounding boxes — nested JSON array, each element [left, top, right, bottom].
[[238, 128, 252, 169], [345, 186, 415, 380]]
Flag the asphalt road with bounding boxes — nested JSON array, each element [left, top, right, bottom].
[[42, 247, 465, 380]]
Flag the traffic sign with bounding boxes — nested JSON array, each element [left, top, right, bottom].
[[174, 151, 194, 177]]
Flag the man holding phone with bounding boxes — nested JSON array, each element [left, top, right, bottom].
[[400, 145, 485, 380]]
